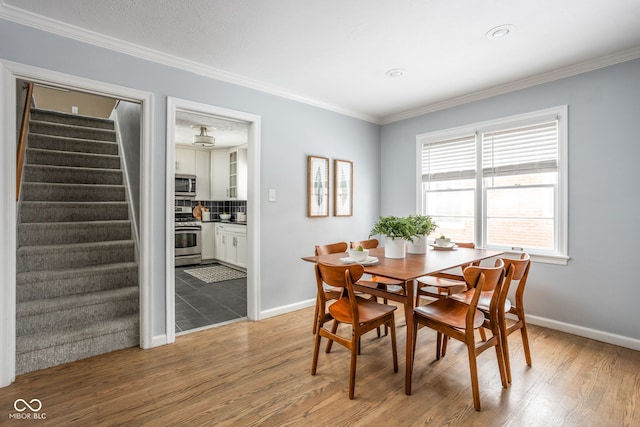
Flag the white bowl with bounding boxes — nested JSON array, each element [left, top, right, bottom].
[[219, 214, 231, 220], [348, 249, 369, 262], [435, 238, 451, 247]]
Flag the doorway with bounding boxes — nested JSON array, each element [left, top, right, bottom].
[[165, 98, 261, 343], [0, 61, 154, 387]]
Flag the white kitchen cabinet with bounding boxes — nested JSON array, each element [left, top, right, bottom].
[[229, 147, 247, 200], [175, 147, 196, 174], [176, 147, 212, 199], [214, 223, 247, 269], [195, 150, 211, 200], [201, 222, 216, 260], [211, 150, 230, 200]]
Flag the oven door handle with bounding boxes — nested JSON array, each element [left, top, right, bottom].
[[176, 226, 201, 231]]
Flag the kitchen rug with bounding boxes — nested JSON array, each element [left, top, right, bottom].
[[184, 265, 247, 283]]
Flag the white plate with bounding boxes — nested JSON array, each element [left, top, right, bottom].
[[340, 256, 379, 265], [429, 243, 457, 251]]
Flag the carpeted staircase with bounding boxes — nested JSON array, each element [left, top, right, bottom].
[[16, 108, 139, 374]]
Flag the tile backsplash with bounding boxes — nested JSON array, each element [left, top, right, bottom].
[[175, 199, 247, 219]]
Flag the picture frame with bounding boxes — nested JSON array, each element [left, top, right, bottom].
[[307, 155, 329, 217], [334, 159, 353, 217]]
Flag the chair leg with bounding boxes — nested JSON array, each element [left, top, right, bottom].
[[325, 320, 339, 353], [466, 344, 481, 411], [479, 327, 488, 341], [494, 335, 509, 389], [349, 340, 358, 400], [520, 320, 533, 366], [389, 318, 398, 372], [313, 299, 319, 334], [411, 316, 419, 366], [501, 321, 512, 384], [383, 298, 390, 336], [441, 335, 448, 357], [311, 329, 322, 375]]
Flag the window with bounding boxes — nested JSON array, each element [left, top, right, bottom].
[[417, 106, 568, 264]]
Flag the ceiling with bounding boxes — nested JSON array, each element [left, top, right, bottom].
[[175, 111, 248, 148], [3, 0, 640, 124]]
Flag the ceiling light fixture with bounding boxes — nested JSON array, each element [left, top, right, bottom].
[[386, 68, 407, 78], [486, 24, 516, 39], [192, 125, 216, 147]]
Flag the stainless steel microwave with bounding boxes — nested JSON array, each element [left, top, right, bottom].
[[175, 174, 197, 198]]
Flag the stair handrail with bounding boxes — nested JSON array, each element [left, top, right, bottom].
[[16, 82, 34, 201]]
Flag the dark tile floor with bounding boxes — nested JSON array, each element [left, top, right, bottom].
[[175, 263, 247, 334]]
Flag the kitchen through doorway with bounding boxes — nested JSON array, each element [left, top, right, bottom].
[[170, 102, 254, 335]]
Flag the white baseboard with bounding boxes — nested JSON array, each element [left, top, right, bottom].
[[260, 298, 316, 320], [150, 304, 640, 353], [526, 314, 640, 351]]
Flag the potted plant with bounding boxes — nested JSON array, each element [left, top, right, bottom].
[[369, 215, 416, 258], [407, 214, 437, 254]]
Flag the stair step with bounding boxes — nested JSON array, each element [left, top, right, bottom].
[[17, 262, 138, 301], [29, 120, 116, 142], [18, 219, 132, 246], [20, 201, 129, 223], [30, 109, 115, 130], [28, 134, 119, 155], [26, 148, 121, 169], [17, 287, 138, 336], [16, 314, 139, 375], [23, 164, 123, 185], [17, 240, 135, 273], [21, 182, 126, 202]]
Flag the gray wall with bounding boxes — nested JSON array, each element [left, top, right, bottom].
[[1, 19, 381, 337], [380, 58, 640, 341], [113, 100, 141, 231], [4, 16, 638, 345]]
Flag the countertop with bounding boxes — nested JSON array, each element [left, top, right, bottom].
[[201, 219, 247, 225]]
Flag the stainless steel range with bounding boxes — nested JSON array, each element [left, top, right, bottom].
[[175, 206, 202, 266]]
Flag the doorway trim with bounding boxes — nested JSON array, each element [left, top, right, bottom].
[[0, 59, 154, 387], [166, 97, 261, 343]]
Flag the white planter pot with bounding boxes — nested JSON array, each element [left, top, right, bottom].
[[384, 237, 407, 259], [407, 235, 428, 254]]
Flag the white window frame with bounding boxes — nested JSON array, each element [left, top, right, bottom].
[[416, 106, 569, 265]]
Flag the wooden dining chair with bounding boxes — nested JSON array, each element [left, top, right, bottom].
[[311, 262, 398, 399], [497, 253, 532, 383], [411, 259, 507, 411], [415, 242, 477, 305], [449, 253, 531, 383], [312, 242, 348, 334]]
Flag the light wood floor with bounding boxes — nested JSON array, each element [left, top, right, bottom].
[[1, 305, 639, 426]]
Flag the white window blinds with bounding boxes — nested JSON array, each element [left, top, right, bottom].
[[482, 121, 558, 177], [421, 135, 476, 182]]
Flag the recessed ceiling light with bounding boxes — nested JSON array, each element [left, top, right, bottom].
[[386, 68, 407, 78], [486, 24, 516, 39]]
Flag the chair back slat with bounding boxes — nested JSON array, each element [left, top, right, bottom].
[[350, 239, 379, 249], [315, 242, 348, 255]]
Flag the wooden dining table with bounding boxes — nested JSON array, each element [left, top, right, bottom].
[[302, 245, 504, 395]]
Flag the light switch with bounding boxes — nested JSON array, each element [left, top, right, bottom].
[[268, 189, 277, 202]]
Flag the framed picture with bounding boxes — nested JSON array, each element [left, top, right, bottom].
[[307, 155, 329, 217], [334, 159, 353, 217]]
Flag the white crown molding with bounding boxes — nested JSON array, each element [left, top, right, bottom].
[[0, 2, 380, 124], [381, 46, 640, 125]]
